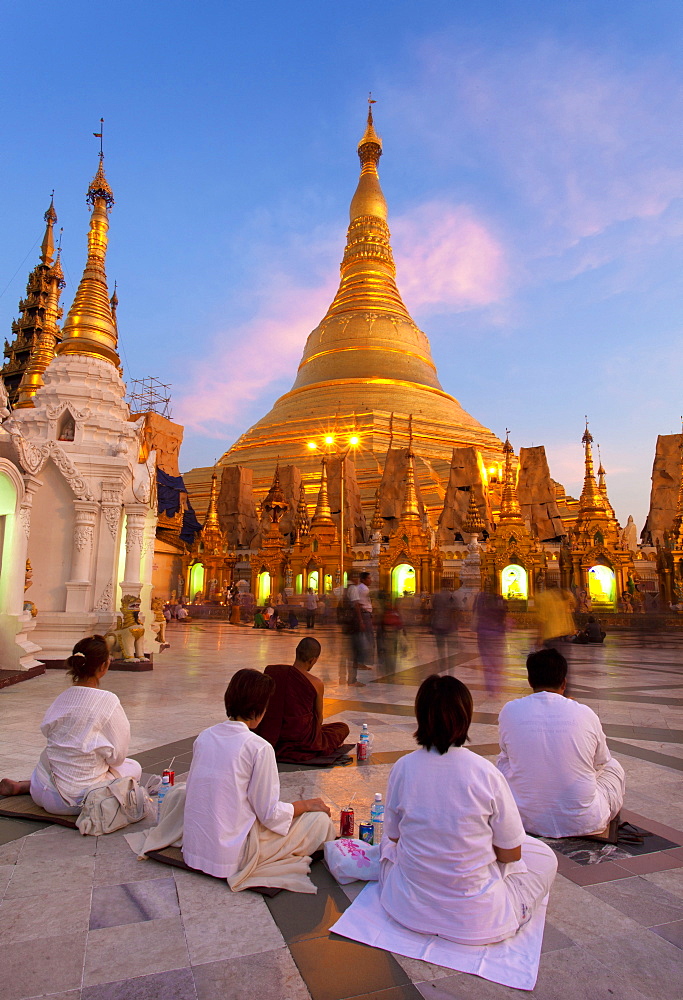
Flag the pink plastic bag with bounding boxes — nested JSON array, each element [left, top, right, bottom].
[[324, 837, 381, 884]]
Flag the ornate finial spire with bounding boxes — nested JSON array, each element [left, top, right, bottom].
[[110, 281, 118, 328], [408, 413, 414, 455], [311, 458, 335, 526], [371, 486, 383, 532], [349, 97, 386, 223], [359, 94, 382, 153], [40, 193, 57, 266], [463, 487, 485, 535], [56, 140, 119, 367], [262, 462, 289, 524], [578, 418, 607, 516], [295, 480, 311, 539], [498, 430, 524, 526], [204, 468, 221, 531], [13, 215, 67, 409], [388, 412, 394, 449], [401, 438, 421, 522]]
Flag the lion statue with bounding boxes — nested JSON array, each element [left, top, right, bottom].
[[151, 596, 170, 651], [105, 594, 146, 661]]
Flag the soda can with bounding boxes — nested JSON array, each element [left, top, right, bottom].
[[339, 807, 355, 837], [163, 769, 175, 786], [358, 822, 373, 844], [356, 740, 368, 762]]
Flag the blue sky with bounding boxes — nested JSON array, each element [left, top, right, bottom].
[[2, 1, 683, 529]]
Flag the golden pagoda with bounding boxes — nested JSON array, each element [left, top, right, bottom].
[[2, 198, 66, 406], [194, 105, 503, 520], [567, 422, 632, 607], [55, 154, 120, 367]]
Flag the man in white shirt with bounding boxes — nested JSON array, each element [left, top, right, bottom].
[[497, 648, 625, 839]]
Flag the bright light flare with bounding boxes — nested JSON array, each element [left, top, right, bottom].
[[349, 435, 360, 446], [324, 435, 335, 445], [306, 441, 317, 451]]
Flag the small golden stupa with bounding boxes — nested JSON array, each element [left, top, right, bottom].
[[205, 105, 503, 513]]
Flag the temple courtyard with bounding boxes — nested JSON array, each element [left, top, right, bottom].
[[1, 621, 683, 1000]]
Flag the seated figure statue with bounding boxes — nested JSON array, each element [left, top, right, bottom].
[[254, 637, 350, 762], [497, 648, 624, 839]]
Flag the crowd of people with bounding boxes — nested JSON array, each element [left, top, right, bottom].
[[1, 608, 625, 954]]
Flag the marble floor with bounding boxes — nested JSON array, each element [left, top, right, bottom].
[[1, 621, 683, 999]]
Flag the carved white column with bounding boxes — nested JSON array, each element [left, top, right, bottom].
[[121, 504, 147, 598], [65, 500, 98, 612]]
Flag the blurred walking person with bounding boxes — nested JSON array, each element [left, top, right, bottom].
[[474, 585, 507, 696], [431, 581, 458, 665]]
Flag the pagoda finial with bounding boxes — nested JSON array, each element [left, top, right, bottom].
[[40, 192, 57, 266], [14, 217, 66, 408], [578, 418, 608, 516], [311, 458, 335, 527], [463, 487, 485, 535], [400, 444, 421, 522], [349, 98, 387, 223], [295, 480, 311, 539], [371, 486, 383, 532], [388, 412, 394, 449], [498, 431, 524, 526], [408, 413, 414, 455], [56, 143, 119, 368], [262, 462, 289, 524], [204, 467, 221, 532]]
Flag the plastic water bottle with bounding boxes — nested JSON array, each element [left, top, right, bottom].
[[157, 773, 170, 822], [358, 723, 372, 761], [370, 792, 384, 844]]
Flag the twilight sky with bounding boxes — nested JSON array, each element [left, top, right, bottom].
[[2, 1, 683, 530]]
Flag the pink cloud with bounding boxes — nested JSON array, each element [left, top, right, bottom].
[[391, 201, 509, 314], [174, 276, 335, 437]]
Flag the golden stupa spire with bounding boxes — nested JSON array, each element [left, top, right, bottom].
[[55, 128, 120, 368], [400, 416, 421, 521], [596, 444, 616, 519], [14, 223, 66, 409], [578, 419, 607, 517], [311, 458, 335, 527], [463, 487, 485, 535], [371, 486, 383, 532], [40, 193, 57, 267], [295, 480, 311, 538], [498, 431, 524, 526], [290, 102, 443, 396], [204, 468, 221, 531]]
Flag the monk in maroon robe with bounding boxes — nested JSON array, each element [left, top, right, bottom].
[[255, 637, 350, 763]]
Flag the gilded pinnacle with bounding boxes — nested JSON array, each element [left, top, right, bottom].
[[204, 469, 221, 532], [40, 195, 57, 266], [499, 433, 524, 526], [578, 421, 608, 517], [463, 488, 485, 535], [311, 458, 335, 527], [400, 448, 421, 521], [295, 480, 311, 538], [56, 154, 120, 367]]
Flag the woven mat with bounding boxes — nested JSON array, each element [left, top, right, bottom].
[[0, 794, 78, 829]]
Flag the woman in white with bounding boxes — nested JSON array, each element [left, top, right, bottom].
[[380, 674, 557, 945], [182, 668, 335, 891], [0, 635, 141, 815]]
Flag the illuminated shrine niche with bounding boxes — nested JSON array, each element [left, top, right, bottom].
[[501, 564, 528, 601], [257, 570, 271, 603], [308, 570, 319, 593], [588, 564, 616, 606], [190, 562, 205, 600], [392, 563, 416, 598]]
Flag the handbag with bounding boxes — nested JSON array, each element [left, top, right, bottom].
[[76, 776, 155, 836]]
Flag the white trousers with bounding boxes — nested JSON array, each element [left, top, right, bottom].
[[30, 757, 142, 815], [504, 836, 558, 929], [596, 758, 626, 824], [229, 811, 337, 893]]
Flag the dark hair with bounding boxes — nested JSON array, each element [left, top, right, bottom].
[[526, 648, 568, 690], [414, 674, 473, 755], [296, 636, 321, 662], [224, 669, 274, 720], [360, 572, 371, 584], [67, 635, 110, 681]]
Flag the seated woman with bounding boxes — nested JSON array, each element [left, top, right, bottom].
[[0, 635, 141, 815], [182, 668, 336, 890], [380, 674, 557, 945]]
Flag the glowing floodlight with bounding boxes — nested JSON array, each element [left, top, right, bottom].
[[324, 435, 335, 445], [349, 435, 360, 446], [306, 441, 317, 451]]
